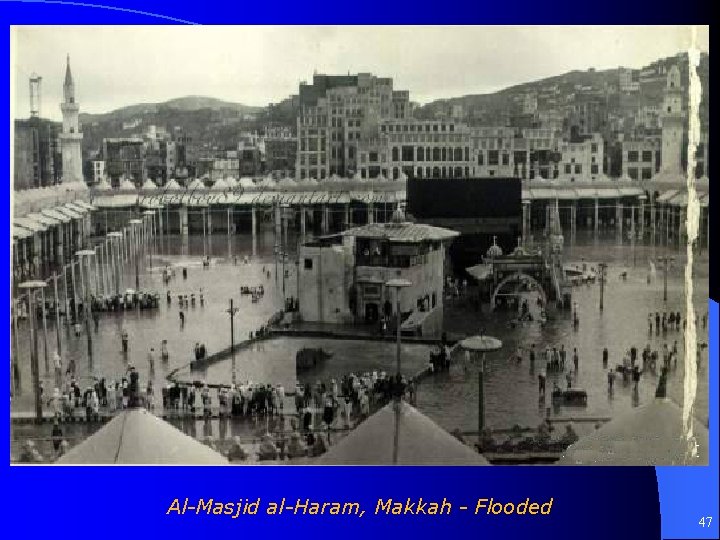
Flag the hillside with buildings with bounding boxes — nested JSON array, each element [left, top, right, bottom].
[[14, 51, 709, 190]]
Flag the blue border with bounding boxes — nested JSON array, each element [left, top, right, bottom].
[[2, 6, 715, 540], [656, 300, 719, 540]]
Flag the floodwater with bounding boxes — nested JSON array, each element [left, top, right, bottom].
[[11, 227, 710, 446]]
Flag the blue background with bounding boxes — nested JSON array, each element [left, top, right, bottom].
[[1, 3, 715, 538]]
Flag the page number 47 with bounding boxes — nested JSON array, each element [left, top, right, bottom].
[[698, 516, 713, 527]]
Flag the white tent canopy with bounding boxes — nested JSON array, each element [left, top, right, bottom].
[[57, 408, 228, 465], [319, 401, 489, 465], [557, 399, 709, 466]]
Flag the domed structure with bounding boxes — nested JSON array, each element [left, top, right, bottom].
[[118, 178, 137, 192], [486, 236, 503, 258], [141, 178, 157, 191]]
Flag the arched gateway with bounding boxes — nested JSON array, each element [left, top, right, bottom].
[[490, 272, 547, 311]]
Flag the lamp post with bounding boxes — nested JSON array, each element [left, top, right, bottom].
[[385, 277, 412, 466], [657, 256, 675, 303], [51, 272, 63, 357], [19, 280, 48, 420], [227, 299, 239, 385], [76, 250, 96, 366], [458, 335, 503, 437], [107, 232, 123, 296], [598, 262, 607, 311], [144, 210, 155, 274], [129, 219, 143, 290]]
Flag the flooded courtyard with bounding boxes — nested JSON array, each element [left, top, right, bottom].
[[11, 228, 710, 456]]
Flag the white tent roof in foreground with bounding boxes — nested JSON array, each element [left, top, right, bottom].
[[557, 399, 709, 466], [319, 401, 489, 465], [57, 408, 228, 465]]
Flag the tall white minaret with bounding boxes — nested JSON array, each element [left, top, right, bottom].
[[59, 54, 84, 184], [660, 65, 685, 175]]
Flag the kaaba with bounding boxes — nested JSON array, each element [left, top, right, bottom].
[[406, 177, 522, 276]]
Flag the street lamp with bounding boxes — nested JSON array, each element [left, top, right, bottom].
[[18, 280, 48, 420], [598, 263, 607, 311], [76, 250, 96, 366], [129, 219, 143, 290], [107, 232, 123, 296], [385, 279, 412, 378], [657, 256, 675, 303], [385, 277, 412, 466], [226, 299, 240, 385]]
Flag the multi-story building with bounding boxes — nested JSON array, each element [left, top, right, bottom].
[[622, 139, 661, 181], [557, 133, 604, 182], [91, 160, 105, 184], [357, 119, 473, 180], [619, 68, 640, 93], [13, 118, 62, 190], [522, 128, 560, 180], [265, 137, 297, 176], [296, 73, 411, 180], [102, 138, 145, 186], [472, 126, 520, 178]]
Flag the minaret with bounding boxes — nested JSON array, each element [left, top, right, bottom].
[[59, 54, 84, 184], [660, 65, 684, 176]]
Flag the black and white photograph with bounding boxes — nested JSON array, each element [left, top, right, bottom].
[[9, 25, 710, 466]]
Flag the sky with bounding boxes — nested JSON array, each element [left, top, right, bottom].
[[11, 25, 709, 120]]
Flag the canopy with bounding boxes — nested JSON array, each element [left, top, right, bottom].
[[466, 263, 493, 281], [557, 399, 709, 466], [74, 200, 97, 211], [28, 212, 60, 227], [57, 408, 228, 465], [14, 216, 47, 233], [41, 208, 72, 223], [319, 401, 489, 465], [12, 225, 34, 240]]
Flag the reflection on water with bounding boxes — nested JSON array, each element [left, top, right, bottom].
[[12, 230, 709, 437]]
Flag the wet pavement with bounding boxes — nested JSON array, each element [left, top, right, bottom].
[[11, 228, 710, 458]]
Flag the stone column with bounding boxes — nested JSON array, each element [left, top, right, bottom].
[[678, 207, 685, 250], [179, 205, 188, 236], [207, 207, 213, 235], [639, 200, 645, 244], [570, 201, 577, 240], [322, 205, 330, 234], [594, 198, 599, 238], [368, 202, 375, 224], [650, 202, 657, 246], [300, 206, 307, 239], [522, 202, 529, 244], [344, 204, 351, 230]]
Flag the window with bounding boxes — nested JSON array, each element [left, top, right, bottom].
[[488, 150, 499, 166], [304, 259, 313, 270], [417, 147, 424, 161], [641, 168, 652, 180], [591, 164, 599, 175], [627, 151, 639, 162], [433, 148, 441, 161], [502, 153, 509, 166], [591, 143, 598, 153], [642, 150, 652, 162], [564, 164, 571, 174], [402, 146, 414, 162], [392, 147, 399, 161], [574, 165, 582, 174], [628, 167, 638, 180], [478, 152, 484, 166]]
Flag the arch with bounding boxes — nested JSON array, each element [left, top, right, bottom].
[[490, 272, 547, 312]]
